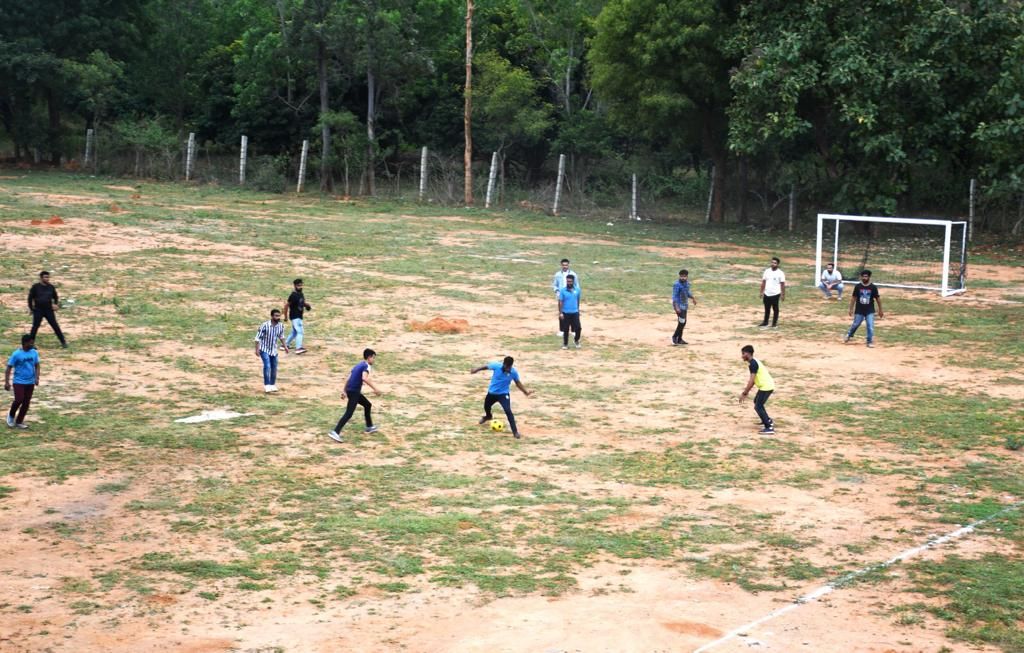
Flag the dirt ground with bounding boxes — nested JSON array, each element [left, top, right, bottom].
[[0, 188, 1021, 653]]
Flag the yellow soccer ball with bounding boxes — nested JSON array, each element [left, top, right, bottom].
[[490, 420, 504, 432]]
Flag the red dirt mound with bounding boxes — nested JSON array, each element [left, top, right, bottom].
[[109, 203, 123, 213], [30, 215, 64, 226], [409, 317, 470, 334]]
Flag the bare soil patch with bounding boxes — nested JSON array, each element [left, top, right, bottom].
[[0, 204, 1016, 653]]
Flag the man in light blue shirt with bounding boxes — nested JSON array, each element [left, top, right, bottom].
[[470, 356, 532, 439], [551, 258, 579, 294], [552, 258, 579, 337], [5, 334, 40, 429], [557, 274, 582, 349]]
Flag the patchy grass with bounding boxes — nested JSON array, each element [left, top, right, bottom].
[[906, 554, 1024, 652], [1, 171, 1023, 650]]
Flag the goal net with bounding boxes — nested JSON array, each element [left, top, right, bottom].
[[815, 214, 967, 296]]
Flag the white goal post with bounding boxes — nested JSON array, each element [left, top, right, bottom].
[[815, 214, 967, 297]]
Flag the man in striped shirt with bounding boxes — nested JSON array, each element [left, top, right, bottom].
[[254, 309, 289, 393]]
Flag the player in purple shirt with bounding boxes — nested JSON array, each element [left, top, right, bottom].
[[328, 349, 383, 442]]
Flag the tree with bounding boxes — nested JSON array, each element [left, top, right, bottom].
[[128, 0, 220, 130], [473, 51, 553, 200], [0, 0, 143, 163], [729, 0, 1022, 216], [589, 0, 738, 221], [341, 0, 449, 195], [972, 6, 1024, 232], [65, 51, 125, 132], [464, 0, 474, 205]]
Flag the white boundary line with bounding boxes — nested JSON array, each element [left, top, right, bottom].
[[693, 501, 1023, 653]]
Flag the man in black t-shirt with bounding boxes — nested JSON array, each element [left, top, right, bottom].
[[28, 271, 67, 348], [844, 270, 884, 348], [283, 278, 312, 354]]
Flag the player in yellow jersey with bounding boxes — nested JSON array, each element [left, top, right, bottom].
[[739, 344, 775, 435]]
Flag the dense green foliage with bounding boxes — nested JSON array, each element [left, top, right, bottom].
[[1, 0, 1021, 225]]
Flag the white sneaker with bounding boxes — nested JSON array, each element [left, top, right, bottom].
[[264, 385, 272, 393], [327, 430, 343, 443], [269, 385, 279, 392], [843, 335, 850, 343], [5, 414, 13, 428], [561, 345, 568, 350], [574, 341, 581, 349]]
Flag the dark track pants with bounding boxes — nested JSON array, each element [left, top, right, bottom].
[[562, 312, 581, 346], [334, 392, 372, 432], [754, 389, 773, 428], [482, 393, 518, 435], [673, 309, 688, 341], [761, 295, 780, 326], [30, 307, 65, 344], [9, 383, 34, 424]]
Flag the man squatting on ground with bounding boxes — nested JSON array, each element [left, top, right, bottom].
[[819, 262, 844, 300], [328, 348, 382, 442], [28, 271, 67, 348], [471, 356, 532, 439], [759, 257, 786, 328], [254, 309, 289, 392], [6, 334, 40, 429], [284, 278, 311, 354], [671, 268, 697, 345], [558, 274, 582, 349], [552, 258, 578, 336], [739, 344, 775, 435]]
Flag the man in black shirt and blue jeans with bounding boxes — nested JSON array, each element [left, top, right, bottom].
[[28, 271, 67, 348], [284, 278, 311, 355], [844, 270, 884, 348]]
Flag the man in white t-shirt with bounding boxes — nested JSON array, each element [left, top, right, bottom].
[[818, 262, 844, 300], [758, 257, 786, 328]]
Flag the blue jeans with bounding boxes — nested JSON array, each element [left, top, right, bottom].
[[818, 281, 843, 298], [286, 318, 304, 348], [259, 351, 279, 385], [754, 390, 773, 429], [483, 393, 519, 435], [847, 312, 875, 343]]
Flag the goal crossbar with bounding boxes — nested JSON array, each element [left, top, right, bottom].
[[815, 214, 967, 297]]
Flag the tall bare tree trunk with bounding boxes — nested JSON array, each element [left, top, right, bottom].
[[317, 38, 335, 193], [366, 61, 376, 196], [46, 88, 61, 166], [463, 0, 474, 205], [737, 157, 748, 224], [276, 1, 294, 107], [701, 111, 726, 223]]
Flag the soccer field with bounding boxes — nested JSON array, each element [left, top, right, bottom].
[[1, 172, 1022, 653]]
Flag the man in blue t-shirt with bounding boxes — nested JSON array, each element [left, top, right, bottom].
[[328, 348, 383, 442], [557, 274, 582, 349], [470, 356, 532, 439], [671, 268, 698, 345], [5, 334, 41, 429]]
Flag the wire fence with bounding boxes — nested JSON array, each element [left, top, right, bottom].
[[12, 129, 1024, 233]]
